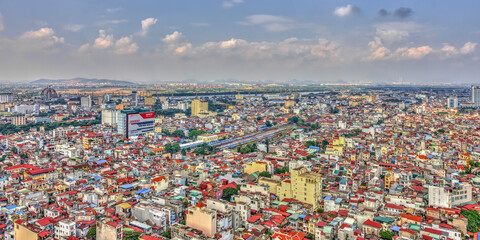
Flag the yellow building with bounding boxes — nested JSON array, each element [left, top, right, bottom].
[[144, 96, 156, 106], [186, 206, 217, 238], [384, 171, 393, 188], [14, 220, 39, 240], [197, 133, 219, 143], [191, 99, 209, 116], [285, 99, 294, 107], [261, 167, 322, 208], [258, 178, 282, 195], [325, 145, 343, 155], [332, 137, 345, 146], [290, 167, 322, 208], [243, 161, 268, 174]]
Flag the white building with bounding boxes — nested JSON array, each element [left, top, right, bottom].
[[101, 109, 118, 125], [55, 219, 76, 239], [81, 96, 92, 109], [0, 93, 13, 103], [472, 86, 480, 107], [13, 104, 39, 114], [428, 182, 472, 208], [447, 97, 458, 108]]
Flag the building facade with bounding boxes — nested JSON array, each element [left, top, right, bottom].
[[117, 109, 155, 138]]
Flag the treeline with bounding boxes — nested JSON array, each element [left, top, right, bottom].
[[0, 119, 100, 135]]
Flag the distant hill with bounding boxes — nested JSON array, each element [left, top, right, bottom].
[[31, 77, 136, 86]]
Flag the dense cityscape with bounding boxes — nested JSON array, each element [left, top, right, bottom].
[[0, 83, 478, 240], [1, 0, 480, 239]]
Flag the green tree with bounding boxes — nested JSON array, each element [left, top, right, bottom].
[[188, 129, 206, 139], [86, 227, 96, 240], [172, 130, 185, 138], [258, 171, 272, 178], [123, 230, 141, 240], [305, 233, 314, 240], [288, 116, 299, 123], [162, 228, 172, 239], [274, 166, 289, 174], [305, 141, 317, 148], [11, 147, 18, 154], [265, 121, 272, 127], [221, 187, 238, 201], [379, 230, 394, 240], [462, 209, 480, 233]]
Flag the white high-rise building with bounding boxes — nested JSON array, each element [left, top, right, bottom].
[[81, 96, 92, 109], [472, 86, 480, 107], [101, 109, 118, 125], [0, 93, 13, 103], [447, 97, 458, 108]]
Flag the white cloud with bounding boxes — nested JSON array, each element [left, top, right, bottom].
[[93, 29, 114, 49], [223, 0, 243, 8], [441, 44, 458, 57], [80, 29, 137, 55], [334, 4, 360, 17], [140, 18, 157, 36], [241, 15, 297, 32], [373, 22, 421, 44], [64, 24, 84, 32], [460, 42, 477, 54], [219, 38, 248, 49], [19, 28, 64, 49], [115, 36, 138, 54], [440, 42, 477, 57], [162, 31, 186, 44], [402, 46, 432, 59], [162, 32, 192, 54]]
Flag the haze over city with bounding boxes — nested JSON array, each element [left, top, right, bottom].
[[3, 2, 480, 240], [0, 0, 479, 84]]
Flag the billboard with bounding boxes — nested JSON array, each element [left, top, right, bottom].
[[127, 112, 155, 137]]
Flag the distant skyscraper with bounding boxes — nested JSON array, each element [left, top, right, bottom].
[[81, 96, 92, 109], [191, 99, 208, 116], [447, 97, 458, 108], [472, 86, 480, 107], [0, 93, 13, 103], [131, 91, 138, 107]]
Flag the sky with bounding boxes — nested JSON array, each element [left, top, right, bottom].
[[0, 0, 479, 84]]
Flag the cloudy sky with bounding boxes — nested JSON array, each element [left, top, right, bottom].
[[0, 0, 479, 84]]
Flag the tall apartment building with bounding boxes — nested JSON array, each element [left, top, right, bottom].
[[472, 86, 480, 107], [10, 115, 26, 126], [81, 95, 92, 109], [117, 109, 155, 138], [260, 167, 322, 208], [0, 92, 13, 103], [447, 97, 459, 108], [101, 109, 118, 125], [290, 167, 323, 208], [191, 99, 209, 116]]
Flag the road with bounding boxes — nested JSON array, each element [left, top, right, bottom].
[[214, 124, 295, 150]]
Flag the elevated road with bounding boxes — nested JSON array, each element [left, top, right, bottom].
[[215, 124, 295, 150]]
